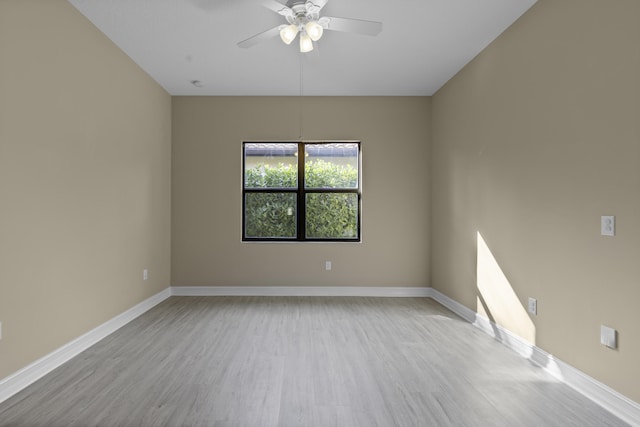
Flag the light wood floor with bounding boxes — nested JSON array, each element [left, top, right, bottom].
[[0, 297, 629, 427]]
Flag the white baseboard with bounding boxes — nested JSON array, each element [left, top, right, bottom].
[[426, 289, 536, 359], [171, 285, 431, 297], [0, 287, 171, 405], [0, 286, 425, 405], [429, 288, 640, 427], [424, 288, 476, 322], [2, 285, 638, 426]]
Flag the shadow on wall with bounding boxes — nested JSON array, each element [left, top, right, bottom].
[[475, 232, 567, 380], [476, 231, 536, 345]]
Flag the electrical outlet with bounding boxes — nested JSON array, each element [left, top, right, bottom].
[[143, 269, 149, 281], [528, 297, 537, 315], [325, 261, 332, 271], [600, 325, 617, 349], [601, 216, 615, 236]]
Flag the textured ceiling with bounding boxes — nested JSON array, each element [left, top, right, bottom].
[[68, 0, 537, 96]]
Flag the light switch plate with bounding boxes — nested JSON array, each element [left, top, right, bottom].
[[600, 325, 617, 349]]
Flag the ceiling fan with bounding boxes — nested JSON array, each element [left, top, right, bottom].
[[238, 0, 382, 53]]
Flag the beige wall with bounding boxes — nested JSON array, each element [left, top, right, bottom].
[[172, 97, 431, 287], [431, 0, 640, 402], [0, 0, 171, 379]]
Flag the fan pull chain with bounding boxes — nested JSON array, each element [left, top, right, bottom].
[[299, 52, 303, 141]]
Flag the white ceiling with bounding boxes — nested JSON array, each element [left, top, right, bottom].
[[68, 0, 537, 96]]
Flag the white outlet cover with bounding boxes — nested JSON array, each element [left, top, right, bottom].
[[325, 261, 332, 271], [528, 297, 537, 315], [601, 216, 615, 236]]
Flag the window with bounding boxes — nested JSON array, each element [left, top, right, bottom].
[[243, 141, 361, 242]]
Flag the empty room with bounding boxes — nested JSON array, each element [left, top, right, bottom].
[[1, 0, 639, 426]]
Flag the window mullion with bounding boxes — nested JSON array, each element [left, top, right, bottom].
[[297, 141, 305, 240]]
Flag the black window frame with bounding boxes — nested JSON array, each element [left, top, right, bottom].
[[242, 141, 361, 242]]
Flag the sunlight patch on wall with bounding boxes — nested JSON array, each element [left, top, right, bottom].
[[476, 232, 536, 345]]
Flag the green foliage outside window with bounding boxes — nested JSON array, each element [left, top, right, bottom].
[[304, 159, 358, 188], [244, 192, 297, 238], [245, 160, 359, 239], [305, 193, 358, 238], [245, 163, 297, 188]]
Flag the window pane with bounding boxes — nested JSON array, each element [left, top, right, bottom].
[[245, 193, 296, 238], [306, 193, 358, 239], [245, 143, 298, 188], [305, 143, 358, 189]]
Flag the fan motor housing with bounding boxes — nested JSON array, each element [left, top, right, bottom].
[[287, 1, 320, 24]]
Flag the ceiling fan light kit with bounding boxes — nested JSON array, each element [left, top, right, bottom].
[[280, 24, 299, 45], [305, 21, 324, 41], [238, 0, 382, 53], [278, 1, 325, 52], [299, 33, 314, 52]]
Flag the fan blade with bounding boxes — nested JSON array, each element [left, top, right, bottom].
[[321, 16, 382, 36], [305, 0, 328, 14], [238, 25, 282, 48], [263, 0, 293, 17]]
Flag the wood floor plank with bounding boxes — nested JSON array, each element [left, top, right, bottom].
[[0, 296, 630, 427]]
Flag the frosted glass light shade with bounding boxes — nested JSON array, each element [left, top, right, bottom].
[[280, 24, 299, 45], [299, 33, 313, 52], [305, 21, 324, 41]]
